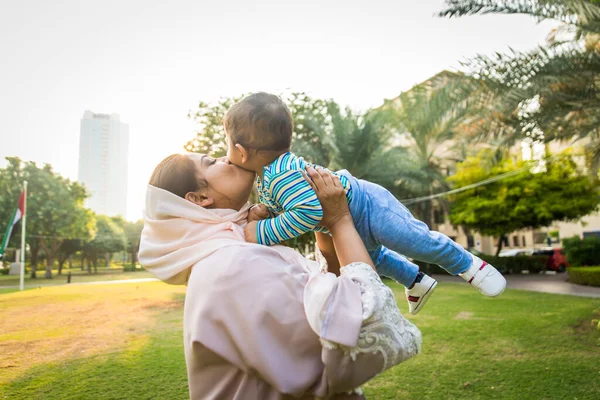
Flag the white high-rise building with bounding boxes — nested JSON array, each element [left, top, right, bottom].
[[78, 111, 129, 217]]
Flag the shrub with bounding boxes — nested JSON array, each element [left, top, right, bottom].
[[568, 266, 600, 287], [563, 236, 600, 267], [123, 264, 142, 272]]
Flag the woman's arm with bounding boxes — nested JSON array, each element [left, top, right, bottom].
[[304, 166, 422, 394], [304, 166, 374, 271], [314, 232, 341, 276]]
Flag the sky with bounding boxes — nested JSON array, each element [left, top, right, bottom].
[[0, 0, 557, 220]]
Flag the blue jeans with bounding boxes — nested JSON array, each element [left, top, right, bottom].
[[339, 171, 473, 288]]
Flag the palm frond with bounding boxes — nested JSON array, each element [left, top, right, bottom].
[[439, 0, 600, 30]]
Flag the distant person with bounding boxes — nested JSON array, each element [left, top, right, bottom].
[[223, 93, 506, 315], [139, 154, 422, 399]]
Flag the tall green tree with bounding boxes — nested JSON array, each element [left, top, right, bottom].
[[184, 92, 337, 165], [111, 216, 144, 267], [449, 151, 600, 254], [328, 104, 408, 194], [57, 239, 83, 274], [83, 215, 127, 273], [286, 92, 336, 167], [184, 95, 245, 157], [439, 0, 600, 171], [0, 157, 96, 278]]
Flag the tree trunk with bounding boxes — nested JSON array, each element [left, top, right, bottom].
[[58, 257, 64, 275], [105, 253, 110, 268], [495, 236, 505, 256], [30, 247, 39, 279], [68, 255, 73, 269], [131, 242, 138, 266], [427, 187, 435, 229], [86, 257, 92, 274], [422, 202, 433, 230], [81, 253, 85, 271], [45, 256, 54, 279]]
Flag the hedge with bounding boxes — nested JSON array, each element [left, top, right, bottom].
[[568, 267, 600, 287], [416, 255, 548, 276], [563, 236, 600, 267]]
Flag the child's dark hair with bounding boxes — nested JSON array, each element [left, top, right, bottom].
[[149, 154, 207, 198], [224, 92, 293, 151]]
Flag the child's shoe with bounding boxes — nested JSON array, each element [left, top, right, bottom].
[[460, 255, 506, 297], [405, 272, 438, 315]]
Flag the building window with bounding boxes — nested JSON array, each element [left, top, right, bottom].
[[503, 236, 509, 247], [522, 236, 526, 247], [467, 235, 475, 248], [513, 236, 519, 247], [533, 232, 546, 244], [583, 231, 600, 238], [433, 209, 445, 224]]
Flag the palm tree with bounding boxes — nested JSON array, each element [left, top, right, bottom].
[[373, 71, 475, 228], [327, 104, 399, 185], [438, 0, 600, 171]]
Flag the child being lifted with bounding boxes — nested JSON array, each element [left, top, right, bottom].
[[225, 92, 506, 314]]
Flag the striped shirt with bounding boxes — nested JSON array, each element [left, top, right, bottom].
[[255, 152, 352, 246]]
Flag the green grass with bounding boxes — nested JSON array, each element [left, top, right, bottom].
[[366, 282, 600, 399], [1, 282, 599, 399]]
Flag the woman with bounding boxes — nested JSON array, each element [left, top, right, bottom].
[[139, 153, 421, 399]]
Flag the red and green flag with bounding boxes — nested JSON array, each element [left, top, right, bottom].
[[0, 191, 26, 258]]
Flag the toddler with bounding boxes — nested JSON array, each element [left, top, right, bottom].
[[225, 92, 506, 314]]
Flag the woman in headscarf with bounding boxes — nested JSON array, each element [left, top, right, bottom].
[[139, 153, 421, 399]]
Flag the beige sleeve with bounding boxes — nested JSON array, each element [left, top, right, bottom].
[[317, 262, 423, 394]]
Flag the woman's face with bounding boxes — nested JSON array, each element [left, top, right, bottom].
[[188, 153, 256, 210]]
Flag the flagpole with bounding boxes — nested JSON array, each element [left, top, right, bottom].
[[20, 181, 27, 291]]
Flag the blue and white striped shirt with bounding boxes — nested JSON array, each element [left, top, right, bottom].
[[255, 152, 352, 246]]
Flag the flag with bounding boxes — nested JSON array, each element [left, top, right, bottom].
[[0, 191, 26, 258]]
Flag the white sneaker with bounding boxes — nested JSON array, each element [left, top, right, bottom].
[[405, 273, 438, 315], [460, 255, 506, 297]]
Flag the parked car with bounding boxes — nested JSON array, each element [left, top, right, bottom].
[[498, 249, 533, 257], [531, 248, 568, 272]]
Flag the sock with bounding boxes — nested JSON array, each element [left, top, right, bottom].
[[409, 272, 424, 289]]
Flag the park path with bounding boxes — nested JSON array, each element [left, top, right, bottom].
[[0, 277, 159, 290], [433, 273, 600, 298]]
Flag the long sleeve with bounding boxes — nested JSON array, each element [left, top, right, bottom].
[[256, 169, 324, 245], [304, 262, 422, 394]]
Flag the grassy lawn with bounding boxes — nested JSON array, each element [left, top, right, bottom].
[[1, 281, 598, 400], [0, 267, 154, 287]]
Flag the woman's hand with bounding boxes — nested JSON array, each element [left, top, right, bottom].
[[304, 166, 375, 271], [303, 166, 351, 231]]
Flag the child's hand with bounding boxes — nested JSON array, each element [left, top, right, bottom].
[[248, 204, 270, 222], [244, 221, 259, 243]]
